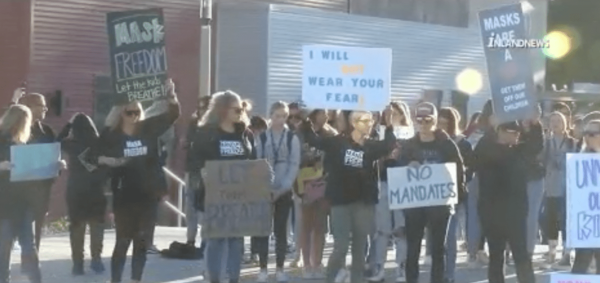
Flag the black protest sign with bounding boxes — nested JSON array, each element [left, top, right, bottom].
[[478, 4, 538, 124], [203, 159, 272, 238], [387, 163, 458, 210], [106, 8, 168, 104]]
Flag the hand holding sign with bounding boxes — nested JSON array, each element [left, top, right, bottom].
[[0, 161, 12, 171]]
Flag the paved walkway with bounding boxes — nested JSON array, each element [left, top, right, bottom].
[[7, 227, 567, 283]]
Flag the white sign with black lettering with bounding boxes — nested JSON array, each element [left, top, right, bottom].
[[387, 163, 458, 210]]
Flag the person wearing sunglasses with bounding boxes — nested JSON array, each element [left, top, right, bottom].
[[300, 110, 396, 283], [95, 79, 180, 283], [392, 102, 465, 283], [571, 119, 600, 274], [472, 120, 536, 283]]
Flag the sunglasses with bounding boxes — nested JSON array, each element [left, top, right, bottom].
[[584, 131, 600, 137], [125, 110, 141, 117], [231, 107, 243, 114], [288, 114, 302, 120], [416, 117, 434, 123]]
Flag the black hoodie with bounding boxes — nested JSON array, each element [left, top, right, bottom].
[[186, 123, 257, 211], [473, 130, 536, 216], [395, 129, 466, 203], [302, 122, 396, 206]]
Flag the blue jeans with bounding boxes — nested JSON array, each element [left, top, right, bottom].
[[206, 237, 243, 282], [526, 179, 545, 255], [0, 211, 40, 283], [466, 176, 483, 256], [445, 204, 463, 281]]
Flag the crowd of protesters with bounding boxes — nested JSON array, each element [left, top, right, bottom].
[[2, 79, 600, 283]]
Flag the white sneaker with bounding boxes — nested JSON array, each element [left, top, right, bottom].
[[276, 270, 289, 282], [256, 269, 269, 282], [366, 265, 385, 282], [477, 250, 490, 264], [335, 268, 349, 283], [396, 265, 407, 283], [312, 266, 325, 279], [422, 255, 432, 265]]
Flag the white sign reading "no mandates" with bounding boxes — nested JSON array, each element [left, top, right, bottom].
[[387, 163, 458, 210]]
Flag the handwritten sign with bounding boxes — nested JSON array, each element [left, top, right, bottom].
[[387, 163, 458, 210], [106, 8, 168, 104], [566, 153, 600, 248], [11, 143, 61, 182], [302, 45, 392, 111], [202, 159, 272, 238], [550, 272, 599, 283], [478, 4, 538, 124], [379, 125, 414, 141]]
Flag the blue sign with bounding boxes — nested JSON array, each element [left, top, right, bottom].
[[478, 4, 538, 124], [10, 143, 61, 182], [302, 45, 392, 112]]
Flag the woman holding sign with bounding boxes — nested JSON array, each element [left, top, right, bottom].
[[300, 109, 396, 283], [97, 79, 180, 283], [0, 104, 42, 283], [187, 90, 265, 283]]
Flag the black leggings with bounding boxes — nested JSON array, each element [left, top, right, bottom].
[[111, 202, 156, 282], [70, 219, 104, 264], [545, 196, 566, 241], [253, 193, 292, 269]]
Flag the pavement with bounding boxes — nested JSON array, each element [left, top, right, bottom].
[[6, 227, 571, 283]]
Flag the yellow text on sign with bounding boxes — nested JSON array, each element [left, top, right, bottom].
[[341, 65, 364, 75]]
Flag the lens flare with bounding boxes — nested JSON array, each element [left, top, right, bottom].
[[455, 68, 483, 95], [543, 31, 571, 59]]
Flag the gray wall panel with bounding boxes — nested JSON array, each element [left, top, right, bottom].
[[267, 5, 491, 116], [215, 2, 270, 115]]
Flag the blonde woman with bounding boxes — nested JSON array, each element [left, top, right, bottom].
[[97, 80, 180, 283], [0, 104, 42, 283], [543, 111, 577, 266], [186, 90, 272, 283]]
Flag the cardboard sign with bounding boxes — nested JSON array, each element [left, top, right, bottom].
[[106, 8, 168, 104], [11, 143, 61, 182], [303, 178, 325, 204], [302, 45, 392, 111], [203, 159, 272, 238], [478, 4, 538, 124], [387, 163, 458, 210], [566, 153, 600, 248], [550, 272, 599, 283]]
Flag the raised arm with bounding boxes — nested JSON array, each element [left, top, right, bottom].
[[365, 125, 396, 159]]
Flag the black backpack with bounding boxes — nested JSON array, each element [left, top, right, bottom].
[[259, 130, 295, 159]]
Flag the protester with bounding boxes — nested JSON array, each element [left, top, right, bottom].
[[394, 102, 465, 283], [57, 113, 107, 275], [184, 96, 211, 257], [301, 109, 396, 283], [187, 90, 270, 283], [249, 116, 268, 135], [0, 104, 42, 283], [463, 112, 481, 138], [465, 101, 493, 267], [474, 120, 536, 283], [13, 90, 56, 253], [365, 101, 412, 283], [97, 79, 180, 283], [253, 101, 301, 282], [521, 106, 545, 260], [543, 111, 577, 266], [571, 119, 600, 274], [437, 107, 473, 283]]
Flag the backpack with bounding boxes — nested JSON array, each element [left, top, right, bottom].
[[259, 130, 295, 159]]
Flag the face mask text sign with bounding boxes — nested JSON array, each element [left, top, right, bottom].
[[302, 45, 392, 112], [202, 159, 272, 238], [387, 163, 458, 210], [106, 8, 168, 104]]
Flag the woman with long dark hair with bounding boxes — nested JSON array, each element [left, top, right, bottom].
[[58, 113, 107, 276], [98, 80, 180, 283], [187, 90, 269, 283], [0, 104, 42, 283]]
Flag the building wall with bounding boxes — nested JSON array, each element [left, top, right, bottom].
[[27, 0, 201, 220], [0, 0, 31, 108]]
